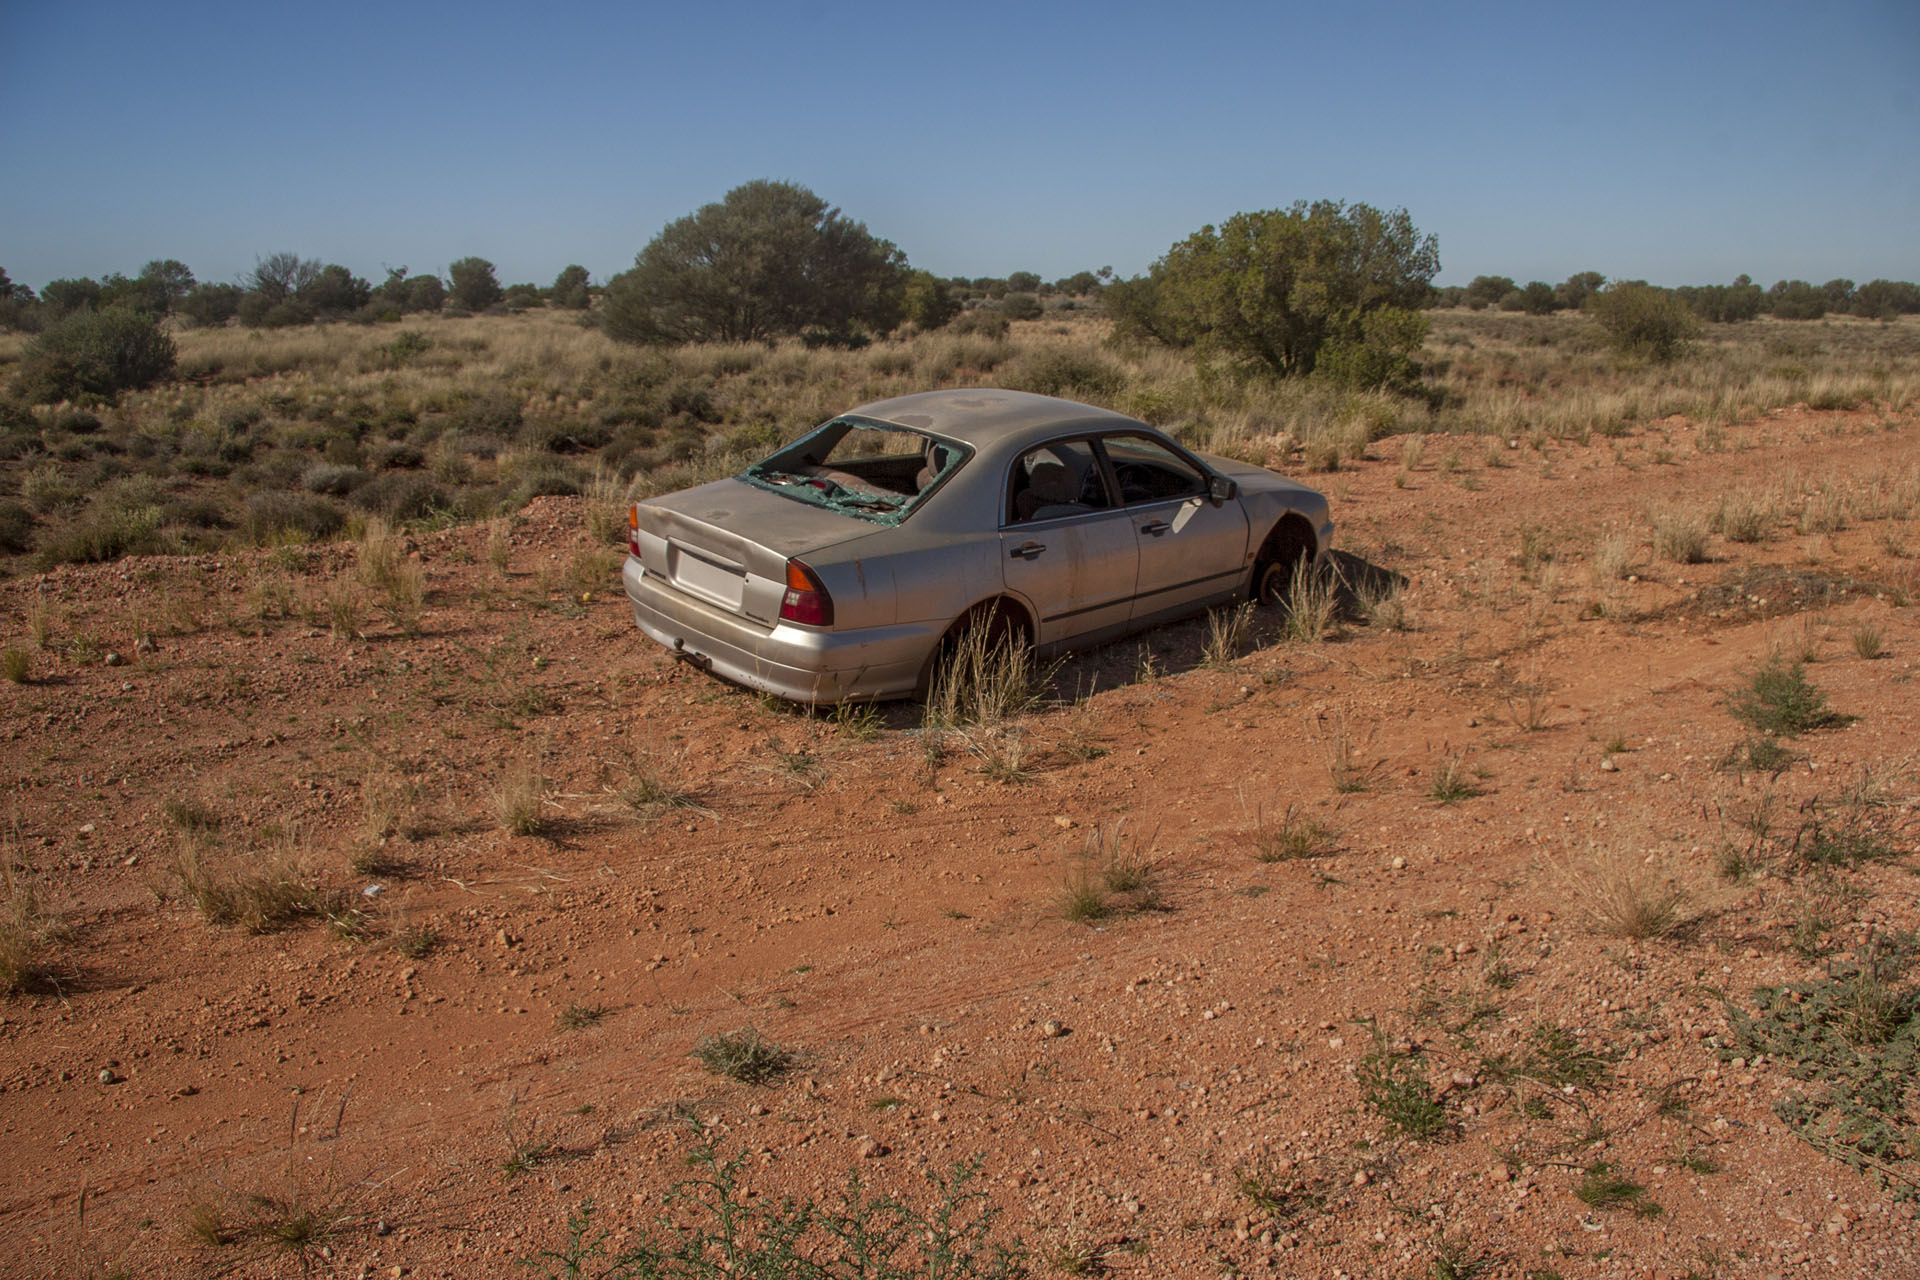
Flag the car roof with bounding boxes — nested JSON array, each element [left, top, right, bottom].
[[846, 389, 1144, 448]]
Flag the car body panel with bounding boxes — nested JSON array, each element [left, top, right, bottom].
[[623, 389, 1333, 702]]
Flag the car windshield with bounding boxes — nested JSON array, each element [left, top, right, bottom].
[[742, 417, 968, 526]]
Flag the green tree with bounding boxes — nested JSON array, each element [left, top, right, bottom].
[[0, 267, 37, 331], [301, 264, 371, 316], [1586, 282, 1698, 361], [448, 257, 504, 311], [1853, 279, 1920, 319], [40, 277, 103, 316], [1767, 280, 1826, 320], [600, 180, 909, 345], [1006, 270, 1041, 293], [178, 282, 241, 326], [549, 264, 591, 309], [1464, 275, 1515, 310], [1109, 199, 1439, 383], [1518, 281, 1559, 315], [138, 259, 196, 312], [1554, 271, 1605, 311]]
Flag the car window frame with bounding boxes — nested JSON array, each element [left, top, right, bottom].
[[999, 433, 1120, 530], [1090, 430, 1215, 508]]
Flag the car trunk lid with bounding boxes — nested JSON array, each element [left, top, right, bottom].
[[634, 478, 870, 624]]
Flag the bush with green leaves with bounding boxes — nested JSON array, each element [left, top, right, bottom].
[[601, 180, 909, 345], [1108, 199, 1438, 386], [997, 292, 1042, 321], [12, 304, 176, 402], [1586, 282, 1698, 361], [902, 270, 960, 330]]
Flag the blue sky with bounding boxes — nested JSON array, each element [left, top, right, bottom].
[[2, 1, 1915, 293]]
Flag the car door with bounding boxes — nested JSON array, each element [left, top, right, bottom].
[[1097, 432, 1249, 622], [999, 439, 1139, 646]]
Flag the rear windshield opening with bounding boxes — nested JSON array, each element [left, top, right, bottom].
[[743, 417, 969, 525]]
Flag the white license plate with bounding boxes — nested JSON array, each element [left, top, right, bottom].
[[668, 544, 744, 609]]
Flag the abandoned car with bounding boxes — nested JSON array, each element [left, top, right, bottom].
[[622, 388, 1333, 702]]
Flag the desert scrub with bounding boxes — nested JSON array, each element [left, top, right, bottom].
[[1245, 803, 1337, 862], [493, 758, 550, 836], [524, 1142, 1025, 1279], [1731, 937, 1920, 1199], [692, 1028, 792, 1084], [1650, 510, 1710, 564], [1559, 846, 1694, 940], [923, 621, 1050, 730], [1727, 658, 1848, 736], [1357, 1034, 1448, 1139], [1053, 820, 1165, 921], [1, 856, 65, 995]]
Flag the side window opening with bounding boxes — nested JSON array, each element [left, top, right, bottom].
[[1007, 440, 1111, 524], [1100, 434, 1206, 505]]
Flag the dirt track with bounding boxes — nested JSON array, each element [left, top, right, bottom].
[[4, 407, 1919, 1278]]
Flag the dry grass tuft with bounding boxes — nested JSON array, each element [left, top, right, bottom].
[[493, 758, 550, 836], [1558, 846, 1695, 940]]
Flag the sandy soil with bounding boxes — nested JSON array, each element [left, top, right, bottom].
[[3, 407, 1918, 1279]]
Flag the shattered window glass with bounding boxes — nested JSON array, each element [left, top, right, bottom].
[[743, 417, 969, 526]]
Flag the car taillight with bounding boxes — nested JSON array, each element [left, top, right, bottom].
[[627, 505, 640, 558], [779, 559, 833, 627]]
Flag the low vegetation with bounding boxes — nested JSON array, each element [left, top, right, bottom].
[[525, 1143, 1025, 1279]]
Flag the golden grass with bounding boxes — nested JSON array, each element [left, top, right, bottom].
[[5, 307, 1917, 575]]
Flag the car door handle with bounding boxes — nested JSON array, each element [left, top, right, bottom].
[[1009, 541, 1046, 560], [1139, 520, 1172, 537]]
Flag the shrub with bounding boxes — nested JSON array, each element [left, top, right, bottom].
[[602, 180, 908, 344], [1112, 199, 1438, 381], [350, 473, 447, 522], [692, 1028, 792, 1084], [244, 491, 346, 543], [548, 264, 591, 309], [952, 309, 1010, 338], [902, 269, 960, 329], [1587, 283, 1698, 361], [1728, 658, 1846, 736], [0, 499, 33, 553], [12, 305, 176, 402], [1001, 349, 1125, 401], [998, 292, 1042, 320]]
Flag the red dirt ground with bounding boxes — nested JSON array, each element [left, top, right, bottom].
[[4, 407, 1919, 1279]]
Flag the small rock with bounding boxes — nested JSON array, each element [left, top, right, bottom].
[[1041, 1019, 1066, 1038], [97, 1069, 118, 1086], [856, 1135, 888, 1159], [1390, 856, 1406, 870], [1352, 1170, 1370, 1187], [1599, 756, 1619, 772], [1490, 1164, 1511, 1183], [78, 823, 95, 838], [104, 652, 124, 667], [1053, 816, 1075, 829]]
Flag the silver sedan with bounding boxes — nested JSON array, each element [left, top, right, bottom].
[[622, 389, 1333, 702]]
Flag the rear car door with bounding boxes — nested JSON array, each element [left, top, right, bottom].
[[999, 439, 1138, 646]]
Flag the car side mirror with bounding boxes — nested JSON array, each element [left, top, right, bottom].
[[1207, 474, 1237, 505]]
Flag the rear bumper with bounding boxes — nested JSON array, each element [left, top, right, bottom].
[[622, 557, 938, 703]]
